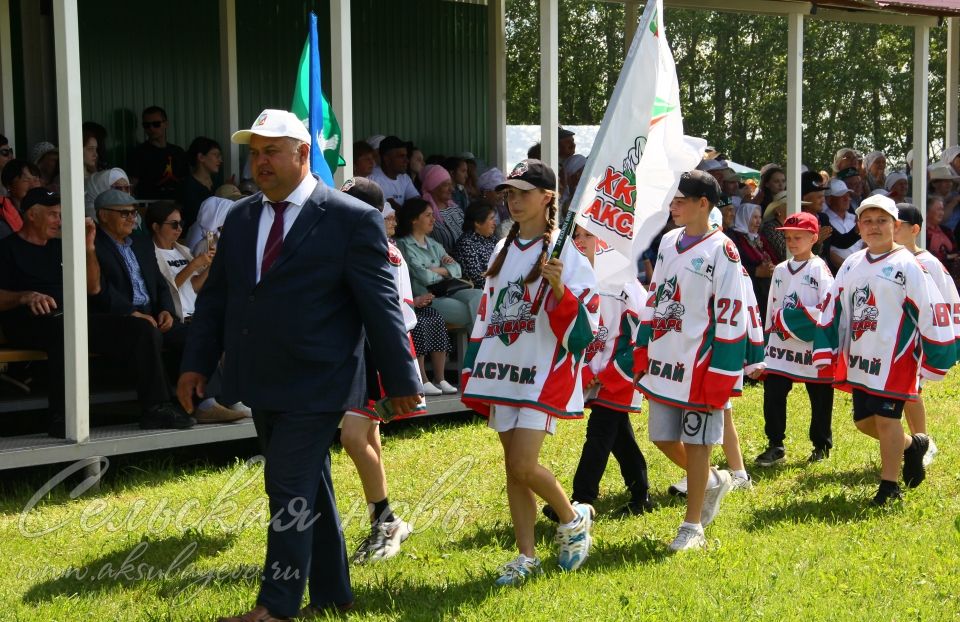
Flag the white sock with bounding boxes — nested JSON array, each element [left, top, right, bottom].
[[680, 521, 703, 533], [561, 512, 581, 529], [706, 468, 721, 488], [198, 398, 216, 410], [732, 469, 748, 480]]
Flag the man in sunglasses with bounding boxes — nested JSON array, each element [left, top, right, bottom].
[[90, 188, 195, 430], [0, 188, 193, 436], [126, 105, 187, 200]]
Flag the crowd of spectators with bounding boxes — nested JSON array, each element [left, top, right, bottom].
[[2, 106, 960, 437]]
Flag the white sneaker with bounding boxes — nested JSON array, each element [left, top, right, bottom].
[[668, 476, 688, 497], [667, 523, 706, 552], [923, 437, 938, 467], [700, 468, 733, 527], [363, 519, 412, 563], [494, 554, 542, 586], [731, 472, 753, 491], [556, 502, 593, 571], [229, 402, 253, 418], [436, 380, 459, 394], [421, 382, 443, 396]]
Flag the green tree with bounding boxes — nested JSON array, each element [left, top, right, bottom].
[[506, 1, 950, 172]]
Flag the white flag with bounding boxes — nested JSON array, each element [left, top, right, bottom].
[[572, 0, 704, 284]]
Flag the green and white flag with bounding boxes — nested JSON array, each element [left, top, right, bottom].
[[572, 0, 703, 282], [291, 12, 344, 182]]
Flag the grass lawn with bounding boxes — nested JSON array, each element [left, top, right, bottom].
[[2, 374, 960, 621]]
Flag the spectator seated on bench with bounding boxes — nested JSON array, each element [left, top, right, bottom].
[[0, 188, 195, 437], [146, 201, 248, 423]]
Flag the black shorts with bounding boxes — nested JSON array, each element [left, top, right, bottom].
[[852, 389, 905, 422]]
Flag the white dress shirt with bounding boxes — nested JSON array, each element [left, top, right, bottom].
[[255, 174, 319, 283]]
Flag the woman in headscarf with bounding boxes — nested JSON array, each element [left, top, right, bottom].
[[185, 192, 240, 257], [84, 167, 131, 217], [420, 163, 464, 254], [727, 202, 777, 318], [863, 150, 886, 193]]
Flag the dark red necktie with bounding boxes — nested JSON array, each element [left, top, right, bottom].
[[260, 201, 289, 276]]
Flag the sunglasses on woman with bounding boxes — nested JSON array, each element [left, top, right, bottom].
[[164, 220, 183, 230]]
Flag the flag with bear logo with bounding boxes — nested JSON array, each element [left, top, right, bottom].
[[572, 0, 703, 285]]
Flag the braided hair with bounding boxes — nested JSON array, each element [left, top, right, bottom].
[[485, 190, 558, 284]]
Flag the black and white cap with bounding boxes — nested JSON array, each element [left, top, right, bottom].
[[496, 159, 557, 192]]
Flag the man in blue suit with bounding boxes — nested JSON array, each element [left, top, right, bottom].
[[178, 109, 422, 622]]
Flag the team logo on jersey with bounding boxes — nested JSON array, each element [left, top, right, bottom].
[[802, 274, 819, 288], [584, 323, 609, 361], [851, 285, 879, 340], [691, 258, 704, 272], [486, 278, 536, 345], [773, 292, 800, 341], [651, 276, 685, 340], [723, 239, 740, 262], [387, 243, 403, 267]]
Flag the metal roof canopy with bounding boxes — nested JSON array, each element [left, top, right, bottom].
[[0, 0, 956, 474]]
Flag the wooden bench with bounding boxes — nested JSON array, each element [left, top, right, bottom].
[[0, 327, 48, 363]]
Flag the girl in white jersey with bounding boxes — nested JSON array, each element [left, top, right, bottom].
[[893, 205, 960, 466], [461, 160, 599, 585], [339, 179, 426, 563]]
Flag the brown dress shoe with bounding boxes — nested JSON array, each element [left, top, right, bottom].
[[295, 602, 355, 619], [195, 401, 248, 424], [216, 604, 290, 622]]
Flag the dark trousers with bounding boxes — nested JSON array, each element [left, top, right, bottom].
[[763, 373, 834, 450], [252, 410, 352, 617], [2, 310, 174, 417], [572, 405, 649, 504]]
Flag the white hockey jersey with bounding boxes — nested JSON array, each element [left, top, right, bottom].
[[814, 246, 957, 400], [462, 232, 599, 418], [388, 241, 418, 332], [764, 256, 835, 383], [582, 280, 644, 413], [913, 249, 960, 346], [635, 227, 748, 410]]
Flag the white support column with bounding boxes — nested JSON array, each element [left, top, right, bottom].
[[219, 0, 239, 181], [52, 0, 89, 443], [0, 0, 15, 152], [487, 0, 507, 170], [785, 12, 803, 221], [331, 0, 353, 185], [624, 1, 640, 52], [947, 18, 959, 150], [913, 25, 929, 247], [539, 0, 558, 173]]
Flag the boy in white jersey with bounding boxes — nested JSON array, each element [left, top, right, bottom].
[[814, 195, 956, 505], [893, 205, 960, 465], [757, 212, 835, 467], [634, 171, 746, 552]]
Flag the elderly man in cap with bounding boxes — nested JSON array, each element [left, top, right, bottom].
[[178, 109, 422, 621], [824, 179, 863, 271], [0, 188, 193, 435]]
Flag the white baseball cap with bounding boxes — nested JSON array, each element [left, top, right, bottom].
[[232, 109, 311, 144], [826, 178, 853, 197], [928, 162, 960, 181], [855, 194, 898, 219]]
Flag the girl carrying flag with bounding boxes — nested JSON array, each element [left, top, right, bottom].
[[461, 159, 599, 585]]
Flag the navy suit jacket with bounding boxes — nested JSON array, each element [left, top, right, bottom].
[[180, 177, 422, 412], [92, 227, 176, 317]]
